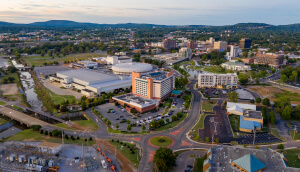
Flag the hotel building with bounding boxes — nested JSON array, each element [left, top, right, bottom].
[[198, 73, 238, 88]]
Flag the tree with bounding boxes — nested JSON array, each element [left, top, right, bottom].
[[255, 97, 261, 104], [158, 119, 165, 126], [150, 120, 158, 129], [278, 144, 284, 150], [206, 137, 209, 142], [116, 123, 119, 130], [45, 130, 48, 135], [171, 115, 178, 121], [293, 106, 300, 120], [262, 98, 271, 106], [107, 120, 111, 125], [166, 118, 170, 123], [41, 51, 45, 57], [270, 112, 276, 124], [228, 91, 239, 102], [8, 77, 15, 83], [282, 105, 292, 120], [238, 73, 249, 85], [80, 101, 87, 111], [154, 147, 176, 172], [176, 112, 183, 118], [127, 120, 131, 124], [127, 125, 132, 131], [142, 124, 146, 130], [2, 78, 8, 84]]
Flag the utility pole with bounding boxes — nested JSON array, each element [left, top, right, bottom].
[[253, 129, 256, 145], [211, 135, 214, 148]]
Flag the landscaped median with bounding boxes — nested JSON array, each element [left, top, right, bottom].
[[149, 136, 173, 147]]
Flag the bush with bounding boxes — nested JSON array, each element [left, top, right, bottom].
[[256, 97, 262, 103], [40, 130, 44, 134], [65, 135, 69, 140], [44, 130, 48, 135], [117, 140, 119, 143], [216, 138, 219, 143], [250, 99, 255, 104], [131, 151, 135, 154], [89, 137, 93, 141], [77, 136, 80, 140], [120, 141, 123, 144], [206, 137, 209, 142], [49, 132, 52, 137], [85, 138, 87, 142], [32, 125, 41, 131], [278, 144, 284, 150]]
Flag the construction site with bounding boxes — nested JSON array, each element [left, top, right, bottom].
[[0, 140, 125, 172]]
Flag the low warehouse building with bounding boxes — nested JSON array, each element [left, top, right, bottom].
[[49, 69, 131, 96]]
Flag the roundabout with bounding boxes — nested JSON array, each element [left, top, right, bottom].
[[148, 136, 175, 148]]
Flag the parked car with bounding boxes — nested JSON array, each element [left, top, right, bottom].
[[116, 118, 120, 120], [120, 116, 124, 118]]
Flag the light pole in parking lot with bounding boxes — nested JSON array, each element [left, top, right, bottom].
[[252, 129, 256, 145]]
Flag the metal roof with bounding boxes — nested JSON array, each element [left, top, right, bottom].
[[239, 116, 261, 130], [111, 62, 153, 73], [233, 154, 266, 172]]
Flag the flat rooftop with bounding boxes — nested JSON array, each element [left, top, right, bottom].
[[244, 110, 262, 119], [113, 93, 158, 108], [209, 146, 297, 172], [57, 69, 119, 83]]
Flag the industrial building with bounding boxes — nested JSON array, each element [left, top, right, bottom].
[[255, 53, 284, 68], [203, 145, 298, 172], [111, 62, 153, 75], [49, 69, 131, 96], [93, 55, 132, 65], [198, 73, 238, 88], [226, 102, 263, 133], [71, 60, 98, 69], [221, 61, 251, 71], [239, 38, 251, 49]]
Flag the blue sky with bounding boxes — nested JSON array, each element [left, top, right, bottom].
[[1, 0, 299, 25]]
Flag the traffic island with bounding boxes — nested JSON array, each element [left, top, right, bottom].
[[148, 136, 175, 148]]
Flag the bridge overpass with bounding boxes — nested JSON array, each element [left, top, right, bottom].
[[0, 106, 58, 127]]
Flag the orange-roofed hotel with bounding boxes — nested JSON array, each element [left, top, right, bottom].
[[113, 70, 175, 113]]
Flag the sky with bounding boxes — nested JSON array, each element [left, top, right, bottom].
[[1, 0, 300, 25]]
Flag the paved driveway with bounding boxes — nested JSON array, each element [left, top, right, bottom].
[[43, 79, 82, 99], [172, 150, 206, 172]]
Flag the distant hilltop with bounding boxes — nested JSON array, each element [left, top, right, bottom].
[[0, 20, 299, 29]]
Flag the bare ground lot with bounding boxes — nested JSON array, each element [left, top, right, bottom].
[[0, 83, 18, 95], [248, 86, 300, 105]]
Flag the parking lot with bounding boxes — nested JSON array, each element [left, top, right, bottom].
[[95, 97, 184, 132], [238, 133, 282, 144], [201, 88, 228, 98]]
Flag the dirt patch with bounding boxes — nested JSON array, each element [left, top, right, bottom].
[[0, 83, 18, 95], [248, 86, 284, 99]]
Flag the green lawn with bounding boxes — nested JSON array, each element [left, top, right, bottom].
[[202, 66, 227, 74], [274, 90, 300, 102], [188, 66, 203, 70], [24, 53, 104, 66], [47, 89, 78, 105], [284, 149, 300, 168], [6, 129, 95, 145], [55, 115, 99, 131], [150, 136, 173, 147], [109, 140, 141, 168], [0, 72, 21, 87], [0, 118, 8, 125], [289, 131, 300, 140], [0, 101, 6, 105], [10, 105, 24, 112], [228, 115, 240, 138], [154, 113, 187, 131], [202, 100, 215, 112], [193, 154, 207, 172]]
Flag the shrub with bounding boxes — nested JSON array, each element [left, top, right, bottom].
[[131, 151, 135, 154], [112, 139, 114, 142], [77, 136, 80, 140], [117, 140, 119, 143], [278, 144, 284, 150], [216, 138, 219, 143], [85, 138, 87, 142], [40, 130, 44, 134], [65, 135, 69, 140], [206, 137, 209, 142], [49, 132, 52, 137], [44, 130, 48, 135], [89, 137, 93, 141], [32, 125, 41, 131]]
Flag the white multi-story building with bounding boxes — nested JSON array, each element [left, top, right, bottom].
[[132, 70, 174, 101], [230, 46, 239, 58], [198, 73, 238, 88], [221, 61, 251, 71]]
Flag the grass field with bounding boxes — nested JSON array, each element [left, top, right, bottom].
[[109, 140, 141, 168], [193, 154, 207, 172], [284, 149, 300, 168], [150, 136, 173, 147], [6, 129, 95, 145], [0, 101, 6, 105], [55, 115, 99, 131], [202, 66, 227, 74], [0, 118, 8, 125], [10, 105, 24, 112], [202, 100, 215, 112], [0, 72, 21, 87], [289, 130, 300, 140], [47, 89, 78, 105], [154, 113, 187, 131], [24, 53, 103, 66]]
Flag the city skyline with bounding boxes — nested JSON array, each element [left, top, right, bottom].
[[1, 0, 300, 25]]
